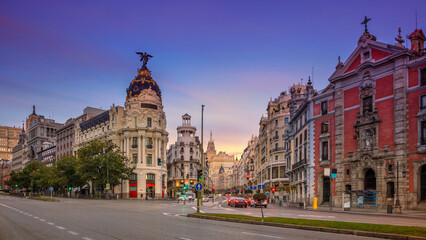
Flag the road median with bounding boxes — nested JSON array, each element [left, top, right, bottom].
[[187, 213, 426, 240]]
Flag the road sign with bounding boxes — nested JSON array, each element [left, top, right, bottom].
[[258, 185, 261, 189], [49, 187, 54, 191], [195, 183, 203, 191], [262, 185, 266, 189], [331, 168, 337, 178], [266, 192, 269, 195], [250, 186, 253, 190], [106, 183, 110, 190]]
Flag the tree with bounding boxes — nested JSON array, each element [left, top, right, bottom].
[[56, 155, 85, 190], [77, 139, 135, 197], [253, 192, 267, 220]]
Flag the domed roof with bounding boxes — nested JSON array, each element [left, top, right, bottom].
[[126, 67, 162, 101]]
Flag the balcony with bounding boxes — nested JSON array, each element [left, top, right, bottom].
[[131, 144, 138, 149], [146, 144, 153, 149], [271, 147, 285, 153], [292, 159, 307, 170]]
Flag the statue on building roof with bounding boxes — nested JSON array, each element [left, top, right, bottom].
[[136, 52, 153, 69]]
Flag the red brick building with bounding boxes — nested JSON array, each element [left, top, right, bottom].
[[313, 27, 426, 209]]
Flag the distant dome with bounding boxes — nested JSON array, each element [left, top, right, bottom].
[[126, 68, 162, 101]]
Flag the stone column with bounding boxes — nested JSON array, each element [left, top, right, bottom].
[[141, 135, 145, 167], [127, 136, 131, 159], [137, 134, 141, 166]]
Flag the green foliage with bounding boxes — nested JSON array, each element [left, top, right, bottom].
[[77, 139, 135, 193], [253, 193, 267, 201], [56, 155, 85, 189]]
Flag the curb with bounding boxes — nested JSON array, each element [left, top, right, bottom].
[[187, 214, 426, 240], [29, 197, 60, 202]]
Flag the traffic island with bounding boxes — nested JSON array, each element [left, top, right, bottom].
[[29, 197, 60, 202], [187, 213, 426, 240]]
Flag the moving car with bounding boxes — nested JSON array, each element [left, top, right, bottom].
[[247, 198, 254, 207], [227, 197, 236, 206], [178, 195, 186, 201], [254, 199, 268, 208], [231, 198, 248, 208], [185, 193, 195, 201], [203, 196, 209, 202]]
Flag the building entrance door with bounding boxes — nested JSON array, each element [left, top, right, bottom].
[[129, 173, 137, 198], [323, 177, 330, 203], [146, 173, 155, 199], [421, 165, 426, 201], [364, 169, 376, 191]]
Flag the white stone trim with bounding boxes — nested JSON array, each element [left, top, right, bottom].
[[344, 105, 360, 112], [375, 95, 393, 103]]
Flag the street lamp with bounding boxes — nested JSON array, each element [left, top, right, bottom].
[[394, 160, 406, 214]]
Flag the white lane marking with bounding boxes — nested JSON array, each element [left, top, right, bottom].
[[297, 214, 335, 219], [191, 206, 205, 213], [47, 222, 54, 225], [68, 231, 78, 235], [178, 237, 192, 240], [56, 226, 65, 230], [39, 219, 46, 222], [33, 216, 39, 219], [82, 237, 93, 240], [241, 232, 284, 239]]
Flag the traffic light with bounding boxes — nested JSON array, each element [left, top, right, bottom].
[[15, 184, 18, 188], [68, 187, 72, 190], [158, 158, 162, 166], [0, 185, 2, 189], [212, 186, 215, 190], [272, 188, 276, 193], [246, 174, 249, 180], [197, 169, 203, 181]]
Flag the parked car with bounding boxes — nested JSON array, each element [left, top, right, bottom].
[[227, 197, 236, 206], [231, 198, 248, 208], [203, 196, 209, 202], [254, 199, 268, 208]]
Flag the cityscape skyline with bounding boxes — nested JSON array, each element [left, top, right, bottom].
[[1, 1, 425, 154]]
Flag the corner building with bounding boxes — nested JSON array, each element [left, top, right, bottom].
[[315, 28, 426, 209], [75, 60, 168, 199]]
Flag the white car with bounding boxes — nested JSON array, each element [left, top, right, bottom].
[[185, 193, 195, 201], [178, 196, 186, 201], [203, 196, 209, 202]]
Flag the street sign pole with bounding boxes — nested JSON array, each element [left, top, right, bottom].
[[198, 105, 205, 213]]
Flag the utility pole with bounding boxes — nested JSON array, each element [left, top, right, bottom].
[[197, 104, 205, 213]]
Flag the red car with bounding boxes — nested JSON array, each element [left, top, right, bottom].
[[231, 198, 248, 208], [228, 197, 236, 206]]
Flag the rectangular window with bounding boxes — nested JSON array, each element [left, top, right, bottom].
[[421, 68, 426, 86], [421, 95, 426, 109], [422, 121, 426, 145], [147, 154, 152, 165], [321, 141, 329, 160], [363, 96, 373, 113], [146, 137, 152, 149], [147, 118, 152, 128], [321, 101, 328, 115], [279, 166, 285, 178], [132, 154, 137, 164], [272, 167, 278, 179], [275, 120, 278, 126], [285, 117, 289, 124], [132, 137, 138, 147], [321, 121, 329, 133]]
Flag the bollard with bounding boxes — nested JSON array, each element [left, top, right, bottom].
[[313, 197, 318, 210]]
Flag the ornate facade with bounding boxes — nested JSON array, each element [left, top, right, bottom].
[[75, 56, 168, 199], [313, 28, 426, 209], [166, 114, 201, 197]]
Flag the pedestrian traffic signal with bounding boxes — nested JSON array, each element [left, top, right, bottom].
[[197, 169, 203, 181], [15, 184, 18, 187], [0, 185, 2, 189], [68, 187, 72, 190], [246, 174, 249, 180], [158, 158, 162, 166], [272, 188, 276, 193], [212, 186, 215, 190]]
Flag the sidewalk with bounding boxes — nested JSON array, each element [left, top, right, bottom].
[[272, 202, 426, 219]]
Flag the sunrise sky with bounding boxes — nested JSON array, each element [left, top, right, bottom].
[[1, 0, 424, 155]]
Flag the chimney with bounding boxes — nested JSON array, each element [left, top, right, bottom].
[[408, 29, 425, 53]]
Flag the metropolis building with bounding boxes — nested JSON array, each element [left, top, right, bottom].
[[75, 55, 168, 199]]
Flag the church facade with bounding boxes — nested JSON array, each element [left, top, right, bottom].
[[75, 54, 168, 199]]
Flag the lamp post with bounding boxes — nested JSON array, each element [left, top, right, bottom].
[[394, 160, 406, 214]]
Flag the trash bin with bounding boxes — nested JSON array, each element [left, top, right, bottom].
[[387, 205, 393, 214]]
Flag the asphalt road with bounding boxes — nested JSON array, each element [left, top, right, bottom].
[[0, 195, 399, 240], [205, 197, 426, 227]]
